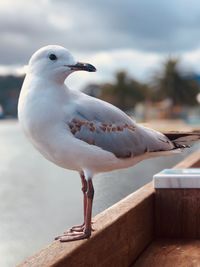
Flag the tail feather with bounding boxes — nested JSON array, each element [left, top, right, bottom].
[[163, 131, 200, 148]]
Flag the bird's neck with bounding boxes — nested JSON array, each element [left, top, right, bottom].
[[26, 73, 68, 89]]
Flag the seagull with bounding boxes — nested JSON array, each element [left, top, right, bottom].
[[18, 45, 200, 242]]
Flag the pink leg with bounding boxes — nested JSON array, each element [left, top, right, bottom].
[[84, 179, 94, 236], [66, 172, 87, 232], [55, 178, 94, 242]]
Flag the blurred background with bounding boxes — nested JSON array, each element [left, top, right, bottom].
[[0, 0, 200, 266]]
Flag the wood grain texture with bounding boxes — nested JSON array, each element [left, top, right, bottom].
[[132, 239, 200, 267], [18, 183, 155, 267], [155, 149, 200, 238], [155, 189, 200, 238]]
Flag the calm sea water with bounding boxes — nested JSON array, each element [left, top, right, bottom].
[[0, 120, 199, 267]]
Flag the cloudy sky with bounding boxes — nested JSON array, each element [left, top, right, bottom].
[[1, 0, 200, 89]]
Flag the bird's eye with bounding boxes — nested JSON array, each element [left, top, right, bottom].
[[49, 54, 57, 61]]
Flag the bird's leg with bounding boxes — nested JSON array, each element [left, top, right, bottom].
[[83, 178, 94, 236], [56, 178, 94, 242], [67, 172, 87, 232]]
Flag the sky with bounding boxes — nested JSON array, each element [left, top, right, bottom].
[[1, 0, 200, 89]]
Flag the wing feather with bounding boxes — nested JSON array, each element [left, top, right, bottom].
[[67, 93, 175, 158]]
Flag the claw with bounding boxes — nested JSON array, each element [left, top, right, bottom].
[[56, 228, 91, 242], [63, 224, 85, 234]]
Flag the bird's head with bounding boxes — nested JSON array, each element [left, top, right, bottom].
[[28, 45, 96, 83]]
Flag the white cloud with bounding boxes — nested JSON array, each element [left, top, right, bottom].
[[67, 49, 162, 90], [47, 14, 72, 30], [0, 0, 200, 88], [0, 65, 25, 76], [1, 47, 200, 91], [182, 49, 200, 72]]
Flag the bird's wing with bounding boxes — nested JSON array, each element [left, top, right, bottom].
[[67, 93, 174, 158]]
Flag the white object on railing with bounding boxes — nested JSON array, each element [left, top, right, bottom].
[[153, 168, 200, 189]]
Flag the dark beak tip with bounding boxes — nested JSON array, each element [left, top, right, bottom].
[[67, 62, 96, 72], [88, 65, 96, 72]]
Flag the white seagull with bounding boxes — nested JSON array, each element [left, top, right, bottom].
[[18, 45, 200, 242]]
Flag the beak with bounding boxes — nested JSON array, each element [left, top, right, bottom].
[[67, 62, 96, 72]]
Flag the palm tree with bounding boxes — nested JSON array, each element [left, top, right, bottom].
[[100, 71, 149, 111], [154, 58, 199, 106]]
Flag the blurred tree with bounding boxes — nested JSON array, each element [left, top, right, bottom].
[[99, 71, 149, 111], [153, 58, 199, 106]]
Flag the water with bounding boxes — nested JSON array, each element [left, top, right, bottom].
[[0, 120, 199, 267]]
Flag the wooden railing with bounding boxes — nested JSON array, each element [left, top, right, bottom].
[[18, 150, 200, 267]]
